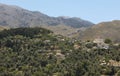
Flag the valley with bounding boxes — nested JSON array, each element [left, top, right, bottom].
[[0, 3, 120, 76]]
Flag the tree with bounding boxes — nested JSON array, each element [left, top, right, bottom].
[[104, 39, 112, 44]]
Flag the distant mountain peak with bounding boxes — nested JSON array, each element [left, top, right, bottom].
[[58, 16, 71, 19], [0, 3, 22, 9], [0, 3, 94, 28]]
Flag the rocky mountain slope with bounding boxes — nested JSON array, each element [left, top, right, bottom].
[[0, 3, 94, 28]]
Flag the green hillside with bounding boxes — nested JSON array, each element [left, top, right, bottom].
[[0, 28, 120, 76]]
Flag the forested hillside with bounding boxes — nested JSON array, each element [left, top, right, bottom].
[[0, 28, 120, 76]]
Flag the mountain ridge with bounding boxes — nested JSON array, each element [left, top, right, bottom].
[[0, 3, 94, 28]]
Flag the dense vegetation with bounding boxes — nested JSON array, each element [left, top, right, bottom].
[[0, 28, 120, 76]]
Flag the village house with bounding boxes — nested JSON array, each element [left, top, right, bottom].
[[93, 38, 109, 49]]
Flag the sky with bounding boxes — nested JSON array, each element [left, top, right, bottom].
[[0, 0, 120, 23]]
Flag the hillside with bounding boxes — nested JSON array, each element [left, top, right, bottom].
[[0, 27, 120, 76], [77, 20, 120, 42], [41, 25, 83, 37], [0, 3, 94, 28], [0, 26, 8, 31]]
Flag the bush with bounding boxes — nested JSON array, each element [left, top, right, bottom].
[[104, 39, 112, 44]]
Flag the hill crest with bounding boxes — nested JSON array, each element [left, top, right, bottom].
[[0, 3, 94, 28]]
